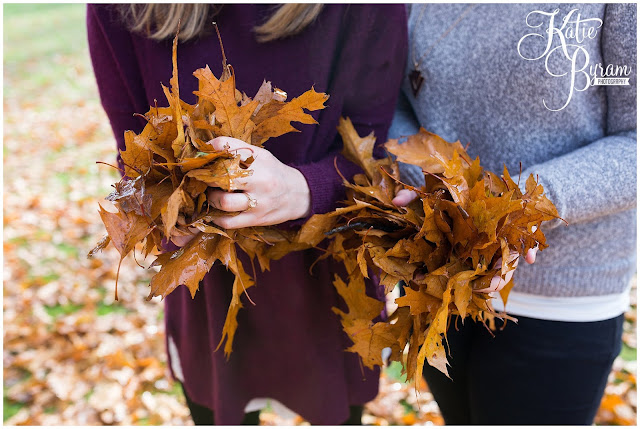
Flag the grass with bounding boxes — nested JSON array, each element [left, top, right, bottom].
[[620, 343, 637, 362], [3, 394, 24, 422], [3, 3, 90, 103], [96, 302, 131, 316], [54, 242, 80, 258], [384, 360, 408, 383], [3, 3, 86, 63], [44, 303, 84, 318], [3, 369, 32, 422]]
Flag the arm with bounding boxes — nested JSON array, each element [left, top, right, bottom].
[[210, 5, 409, 229], [521, 3, 637, 230], [294, 4, 409, 217], [86, 4, 148, 172]]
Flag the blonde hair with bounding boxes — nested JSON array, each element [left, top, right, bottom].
[[121, 4, 324, 42]]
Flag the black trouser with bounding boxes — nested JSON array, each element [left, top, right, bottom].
[[181, 384, 364, 425], [422, 313, 624, 425]]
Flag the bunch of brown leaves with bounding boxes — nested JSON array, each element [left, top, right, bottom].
[[286, 117, 560, 381], [89, 34, 328, 356], [90, 33, 558, 381]]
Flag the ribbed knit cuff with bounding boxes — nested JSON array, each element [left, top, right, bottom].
[[294, 161, 341, 218], [513, 257, 636, 297], [282, 154, 358, 229]]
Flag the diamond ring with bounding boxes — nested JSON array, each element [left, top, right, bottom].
[[244, 192, 258, 210]]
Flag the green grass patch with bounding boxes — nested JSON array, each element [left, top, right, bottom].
[[96, 302, 131, 316], [40, 273, 61, 282], [3, 370, 31, 423], [136, 417, 152, 425], [399, 399, 416, 414], [3, 395, 25, 422], [54, 172, 73, 188], [3, 3, 91, 102], [3, 4, 86, 63], [4, 3, 74, 16], [620, 343, 636, 362], [7, 236, 29, 247], [384, 361, 408, 383], [54, 242, 80, 258], [25, 273, 61, 287], [84, 389, 94, 401], [44, 302, 84, 318], [34, 229, 53, 240], [168, 381, 183, 398]]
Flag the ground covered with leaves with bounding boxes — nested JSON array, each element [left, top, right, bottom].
[[3, 4, 637, 425]]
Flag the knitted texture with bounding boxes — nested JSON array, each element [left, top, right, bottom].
[[391, 3, 636, 297]]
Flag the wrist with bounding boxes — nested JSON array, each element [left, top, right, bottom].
[[288, 167, 311, 220]]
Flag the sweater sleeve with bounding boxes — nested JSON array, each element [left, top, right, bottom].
[[86, 4, 149, 171], [521, 3, 637, 230], [291, 5, 408, 220]]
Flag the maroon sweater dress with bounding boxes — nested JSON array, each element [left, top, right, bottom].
[[87, 4, 407, 424]]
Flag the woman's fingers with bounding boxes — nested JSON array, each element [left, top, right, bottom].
[[202, 138, 310, 228], [392, 189, 418, 207], [208, 189, 254, 212], [474, 252, 519, 293], [170, 234, 194, 247], [210, 136, 257, 162], [525, 247, 538, 264], [524, 226, 539, 264], [169, 226, 200, 247], [212, 213, 254, 230]]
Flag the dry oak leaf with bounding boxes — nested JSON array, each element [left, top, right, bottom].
[[92, 30, 329, 358]]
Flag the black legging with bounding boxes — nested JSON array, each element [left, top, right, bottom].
[[181, 384, 364, 425], [422, 313, 624, 425]]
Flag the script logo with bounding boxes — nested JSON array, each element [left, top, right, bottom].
[[517, 8, 631, 111]]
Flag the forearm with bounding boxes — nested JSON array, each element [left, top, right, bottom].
[[522, 131, 637, 229]]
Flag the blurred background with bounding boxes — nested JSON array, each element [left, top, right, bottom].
[[3, 3, 637, 425]]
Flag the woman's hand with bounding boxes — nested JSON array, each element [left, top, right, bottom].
[[206, 137, 311, 229], [392, 189, 419, 207], [473, 247, 537, 293], [392, 188, 538, 293], [171, 136, 311, 247]]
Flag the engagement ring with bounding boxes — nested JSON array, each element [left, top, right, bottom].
[[244, 192, 258, 210]]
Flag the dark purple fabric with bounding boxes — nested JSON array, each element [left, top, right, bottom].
[[87, 4, 407, 424]]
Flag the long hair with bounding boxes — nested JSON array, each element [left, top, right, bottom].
[[120, 4, 324, 42]]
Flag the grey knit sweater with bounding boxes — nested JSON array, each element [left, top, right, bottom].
[[390, 3, 636, 297]]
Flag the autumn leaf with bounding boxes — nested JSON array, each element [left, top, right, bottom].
[[147, 233, 221, 299], [193, 65, 258, 142], [417, 282, 453, 379], [310, 119, 559, 381], [120, 131, 153, 178], [216, 245, 255, 357], [93, 31, 329, 358], [386, 128, 466, 174], [185, 157, 254, 191], [93, 30, 558, 383], [97, 203, 151, 259], [251, 87, 329, 146], [395, 287, 441, 316], [338, 117, 386, 179]]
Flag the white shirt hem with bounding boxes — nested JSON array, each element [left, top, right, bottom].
[[491, 288, 631, 322]]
